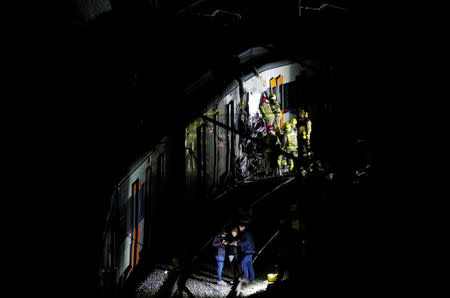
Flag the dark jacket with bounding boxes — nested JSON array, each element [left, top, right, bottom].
[[213, 234, 226, 257], [225, 234, 239, 257], [238, 230, 255, 254]]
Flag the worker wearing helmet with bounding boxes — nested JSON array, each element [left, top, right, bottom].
[[298, 108, 312, 160], [262, 125, 281, 175], [277, 123, 299, 173], [300, 130, 312, 159], [259, 95, 275, 128], [268, 94, 282, 131], [298, 109, 312, 141], [289, 118, 298, 134]]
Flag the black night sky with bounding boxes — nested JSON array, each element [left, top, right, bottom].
[[12, 1, 421, 297]]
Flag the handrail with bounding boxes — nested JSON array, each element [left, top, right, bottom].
[[250, 177, 295, 208], [252, 230, 280, 264], [302, 3, 349, 13], [200, 115, 245, 138], [200, 114, 298, 160], [169, 220, 233, 297], [176, 0, 209, 15], [210, 10, 242, 19], [169, 176, 295, 296]]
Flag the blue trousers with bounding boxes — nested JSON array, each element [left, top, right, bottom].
[[241, 254, 255, 282], [216, 255, 225, 281]]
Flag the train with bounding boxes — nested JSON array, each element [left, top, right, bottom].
[[98, 49, 327, 291]]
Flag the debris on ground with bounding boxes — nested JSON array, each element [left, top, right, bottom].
[[136, 265, 173, 297]]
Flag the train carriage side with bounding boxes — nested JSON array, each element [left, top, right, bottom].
[[185, 81, 241, 201], [109, 136, 179, 287], [101, 60, 313, 292], [184, 61, 306, 201], [241, 61, 304, 127]]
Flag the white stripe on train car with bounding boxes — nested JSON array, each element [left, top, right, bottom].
[[119, 233, 132, 277]]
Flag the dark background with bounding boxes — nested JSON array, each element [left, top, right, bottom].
[[11, 0, 419, 296]]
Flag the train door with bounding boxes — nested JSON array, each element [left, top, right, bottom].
[[156, 153, 166, 204], [144, 167, 151, 251], [277, 75, 285, 110], [226, 100, 235, 176], [196, 123, 206, 198], [213, 112, 218, 186], [130, 178, 144, 272], [270, 75, 284, 109]]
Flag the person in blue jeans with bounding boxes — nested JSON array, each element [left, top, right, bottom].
[[238, 222, 255, 283], [212, 229, 228, 285]]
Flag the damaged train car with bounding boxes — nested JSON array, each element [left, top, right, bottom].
[[99, 55, 318, 291]]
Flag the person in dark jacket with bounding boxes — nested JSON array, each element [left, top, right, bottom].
[[225, 227, 240, 284], [212, 229, 228, 285], [238, 223, 256, 283]]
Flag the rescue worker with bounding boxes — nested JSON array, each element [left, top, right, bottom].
[[268, 94, 283, 131], [298, 109, 312, 137], [289, 118, 298, 134], [277, 201, 308, 282], [262, 125, 281, 175], [298, 109, 312, 159], [259, 95, 275, 128], [278, 123, 299, 173], [300, 130, 312, 159], [277, 123, 289, 175]]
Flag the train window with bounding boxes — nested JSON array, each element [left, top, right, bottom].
[[227, 100, 235, 174], [270, 78, 277, 89], [145, 167, 151, 200], [130, 179, 140, 271], [213, 113, 218, 186], [269, 75, 285, 110], [196, 124, 207, 198], [277, 75, 284, 86], [228, 100, 235, 130], [283, 81, 300, 111], [277, 76, 285, 110], [157, 154, 165, 191]]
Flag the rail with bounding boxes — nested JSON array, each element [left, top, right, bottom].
[[168, 220, 233, 297], [168, 176, 295, 297]]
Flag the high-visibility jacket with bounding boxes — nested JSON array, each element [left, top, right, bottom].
[[259, 102, 274, 120], [282, 130, 298, 150], [298, 118, 312, 139], [270, 100, 282, 117]]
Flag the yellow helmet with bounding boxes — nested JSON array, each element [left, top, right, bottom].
[[290, 118, 297, 126], [283, 123, 291, 132], [300, 109, 308, 118], [268, 93, 277, 100]]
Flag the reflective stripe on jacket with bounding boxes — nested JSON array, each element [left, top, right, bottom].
[[270, 100, 282, 116], [259, 102, 274, 119], [286, 131, 298, 149]]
